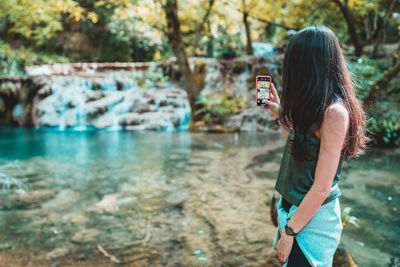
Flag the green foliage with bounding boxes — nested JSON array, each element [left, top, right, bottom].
[[282, 0, 350, 43], [102, 12, 162, 62], [95, 32, 132, 62], [348, 56, 400, 147], [194, 89, 246, 124], [214, 33, 243, 59], [0, 0, 398, 64], [0, 0, 93, 46], [145, 66, 169, 84], [127, 67, 169, 89], [0, 41, 69, 76], [367, 103, 400, 147], [0, 41, 23, 76], [347, 56, 386, 101], [341, 207, 359, 228]]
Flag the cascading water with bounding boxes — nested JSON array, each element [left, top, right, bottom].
[[251, 42, 274, 57], [106, 101, 121, 131], [38, 76, 92, 131], [31, 70, 192, 131], [202, 59, 222, 96], [74, 83, 88, 131], [237, 57, 250, 102]]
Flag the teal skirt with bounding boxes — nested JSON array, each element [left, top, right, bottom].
[[272, 192, 343, 266]]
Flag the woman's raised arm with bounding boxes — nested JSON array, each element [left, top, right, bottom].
[[260, 83, 290, 142]]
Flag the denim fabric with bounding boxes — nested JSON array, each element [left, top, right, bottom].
[[272, 192, 343, 267]]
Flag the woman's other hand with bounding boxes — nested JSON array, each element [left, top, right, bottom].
[[277, 230, 294, 264], [259, 82, 280, 119]]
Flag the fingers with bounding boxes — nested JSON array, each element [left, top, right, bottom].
[[259, 100, 268, 107], [270, 82, 277, 98], [262, 99, 274, 106], [270, 83, 280, 103], [258, 99, 270, 108], [277, 237, 291, 264], [270, 94, 275, 102], [278, 253, 288, 264], [277, 251, 287, 264]]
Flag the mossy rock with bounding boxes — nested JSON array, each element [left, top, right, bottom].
[[232, 58, 245, 74], [333, 247, 358, 267], [194, 60, 206, 74], [250, 65, 269, 84], [194, 60, 207, 91]]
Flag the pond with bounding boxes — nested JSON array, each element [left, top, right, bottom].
[[0, 128, 398, 266]]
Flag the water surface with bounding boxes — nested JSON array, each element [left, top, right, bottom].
[[0, 128, 398, 266]]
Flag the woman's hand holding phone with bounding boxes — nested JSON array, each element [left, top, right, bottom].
[[259, 82, 280, 119], [260, 83, 290, 142]]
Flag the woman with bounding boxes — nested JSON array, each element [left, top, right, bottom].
[[261, 26, 368, 266]]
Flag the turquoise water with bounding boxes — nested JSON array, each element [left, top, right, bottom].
[[0, 128, 398, 266]]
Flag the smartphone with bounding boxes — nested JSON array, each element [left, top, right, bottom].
[[256, 75, 271, 107]]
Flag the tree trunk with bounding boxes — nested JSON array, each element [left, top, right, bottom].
[[192, 0, 215, 55], [206, 19, 214, 57], [2, 17, 10, 41], [242, 0, 253, 55], [371, 0, 397, 58], [62, 13, 67, 57], [331, 0, 363, 56], [363, 15, 371, 41], [164, 0, 202, 129]]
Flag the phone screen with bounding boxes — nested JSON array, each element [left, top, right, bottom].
[[257, 76, 271, 106]]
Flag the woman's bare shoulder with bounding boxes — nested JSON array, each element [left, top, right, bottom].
[[325, 102, 349, 121], [315, 103, 349, 143], [321, 102, 350, 139]]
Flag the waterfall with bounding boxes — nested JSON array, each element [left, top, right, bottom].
[[252, 42, 274, 57], [2, 53, 280, 132], [202, 59, 222, 96], [106, 97, 123, 131], [237, 57, 250, 100], [30, 70, 192, 131]]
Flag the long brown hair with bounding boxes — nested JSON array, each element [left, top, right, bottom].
[[279, 25, 369, 161]]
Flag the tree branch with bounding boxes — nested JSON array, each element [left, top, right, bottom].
[[246, 13, 300, 31], [223, 0, 299, 31], [192, 0, 215, 53], [364, 45, 400, 107], [331, 0, 363, 56]]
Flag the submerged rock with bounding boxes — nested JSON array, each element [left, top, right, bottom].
[[71, 229, 100, 244], [333, 247, 358, 267], [8, 189, 56, 209], [166, 190, 190, 207], [46, 247, 70, 259]]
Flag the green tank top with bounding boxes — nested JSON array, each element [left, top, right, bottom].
[[275, 98, 343, 206]]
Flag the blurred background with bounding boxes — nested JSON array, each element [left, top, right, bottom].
[[0, 0, 399, 266]]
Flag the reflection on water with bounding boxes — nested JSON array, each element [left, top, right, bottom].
[[0, 128, 398, 266]]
